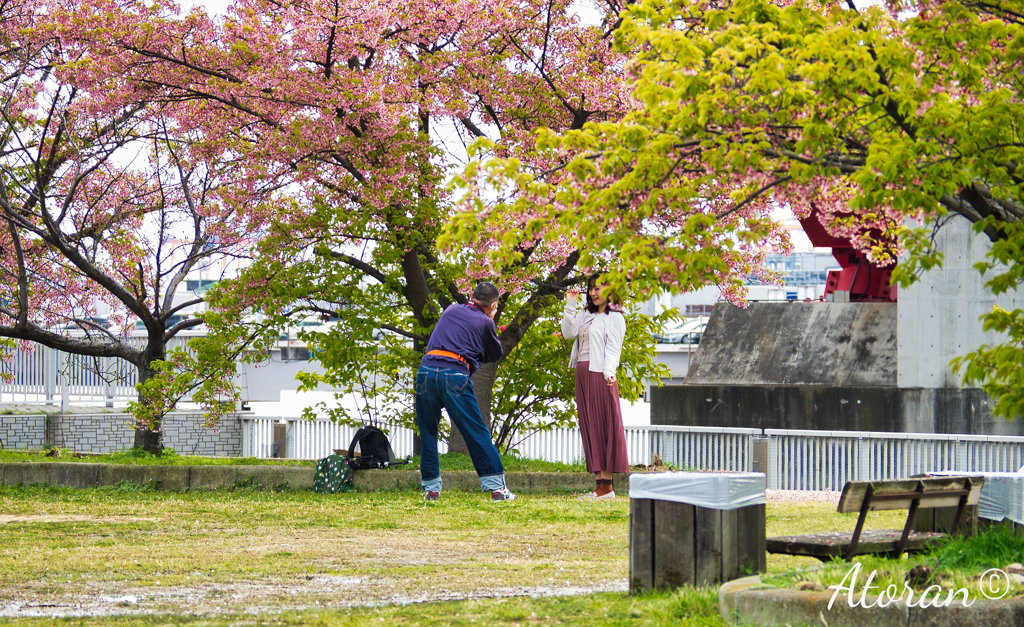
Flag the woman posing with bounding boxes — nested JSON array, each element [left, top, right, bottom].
[[562, 274, 630, 499]]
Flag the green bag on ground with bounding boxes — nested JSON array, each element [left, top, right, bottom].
[[313, 454, 354, 494]]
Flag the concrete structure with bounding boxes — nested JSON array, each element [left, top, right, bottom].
[[654, 215, 1024, 436], [898, 216, 1022, 389], [685, 302, 897, 387], [719, 574, 1024, 627]]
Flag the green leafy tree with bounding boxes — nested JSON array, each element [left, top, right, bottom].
[[454, 0, 1024, 417]]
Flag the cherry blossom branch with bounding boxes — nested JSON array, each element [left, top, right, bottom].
[[718, 175, 793, 220]]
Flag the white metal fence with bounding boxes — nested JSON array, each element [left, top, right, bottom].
[[764, 430, 1024, 491], [646, 425, 759, 472], [5, 410, 1024, 490], [238, 419, 760, 471], [2, 337, 193, 405], [237, 418, 1024, 489]]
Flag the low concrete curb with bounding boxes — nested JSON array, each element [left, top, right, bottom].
[[0, 463, 627, 494], [719, 575, 1024, 627], [0, 462, 317, 491]]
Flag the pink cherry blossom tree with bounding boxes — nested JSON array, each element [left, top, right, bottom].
[[37, 0, 757, 451], [0, 2, 275, 453]]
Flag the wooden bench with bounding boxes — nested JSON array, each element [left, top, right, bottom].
[[766, 476, 984, 561]]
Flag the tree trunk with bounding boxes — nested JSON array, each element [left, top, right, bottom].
[[132, 354, 165, 455], [448, 361, 499, 455], [133, 426, 164, 456]]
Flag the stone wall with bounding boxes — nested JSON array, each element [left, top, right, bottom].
[[0, 414, 46, 450], [43, 412, 245, 455]]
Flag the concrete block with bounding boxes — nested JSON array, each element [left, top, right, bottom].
[[145, 466, 190, 491], [18, 463, 56, 486], [911, 600, 1024, 627], [721, 576, 908, 627], [441, 470, 484, 492], [229, 465, 269, 488], [279, 466, 315, 490], [720, 575, 1024, 627], [687, 302, 896, 387], [507, 472, 592, 493], [57, 463, 99, 489], [226, 465, 312, 490], [188, 465, 232, 491], [96, 464, 146, 487], [1, 464, 19, 486], [351, 469, 421, 492]]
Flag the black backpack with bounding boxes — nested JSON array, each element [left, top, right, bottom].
[[346, 425, 398, 470]]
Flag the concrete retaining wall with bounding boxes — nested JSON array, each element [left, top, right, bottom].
[[686, 302, 897, 387], [0, 462, 315, 491], [0, 463, 619, 493], [651, 385, 1024, 435]]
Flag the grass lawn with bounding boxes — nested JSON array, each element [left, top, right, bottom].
[[4, 453, 1014, 625], [0, 482, 914, 627]]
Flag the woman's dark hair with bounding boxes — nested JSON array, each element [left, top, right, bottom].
[[585, 273, 621, 314]]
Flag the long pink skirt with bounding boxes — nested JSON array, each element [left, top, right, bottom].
[[575, 362, 630, 474]]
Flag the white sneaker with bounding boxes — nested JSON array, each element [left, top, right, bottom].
[[596, 490, 616, 500], [491, 487, 516, 502]]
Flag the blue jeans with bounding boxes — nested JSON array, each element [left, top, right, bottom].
[[415, 366, 506, 492]]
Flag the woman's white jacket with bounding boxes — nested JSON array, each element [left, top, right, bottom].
[[561, 300, 627, 380]]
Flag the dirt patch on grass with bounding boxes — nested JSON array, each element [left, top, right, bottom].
[[0, 576, 629, 618], [0, 515, 159, 524], [0, 490, 635, 619], [0, 524, 628, 618]]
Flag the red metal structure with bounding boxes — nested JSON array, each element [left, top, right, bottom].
[[798, 210, 897, 302]]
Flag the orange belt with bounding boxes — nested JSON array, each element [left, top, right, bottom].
[[426, 350, 469, 366]]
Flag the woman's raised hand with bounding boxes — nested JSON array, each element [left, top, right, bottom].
[[566, 287, 581, 303]]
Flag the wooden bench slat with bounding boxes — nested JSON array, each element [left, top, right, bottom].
[[769, 476, 985, 561], [837, 477, 984, 513], [767, 529, 947, 559]]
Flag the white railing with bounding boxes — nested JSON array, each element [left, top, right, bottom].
[[240, 418, 433, 461], [239, 420, 1024, 490], [764, 430, 1024, 491], [2, 336, 194, 405], [240, 419, 756, 471], [645, 425, 759, 472], [6, 410, 1024, 490]]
